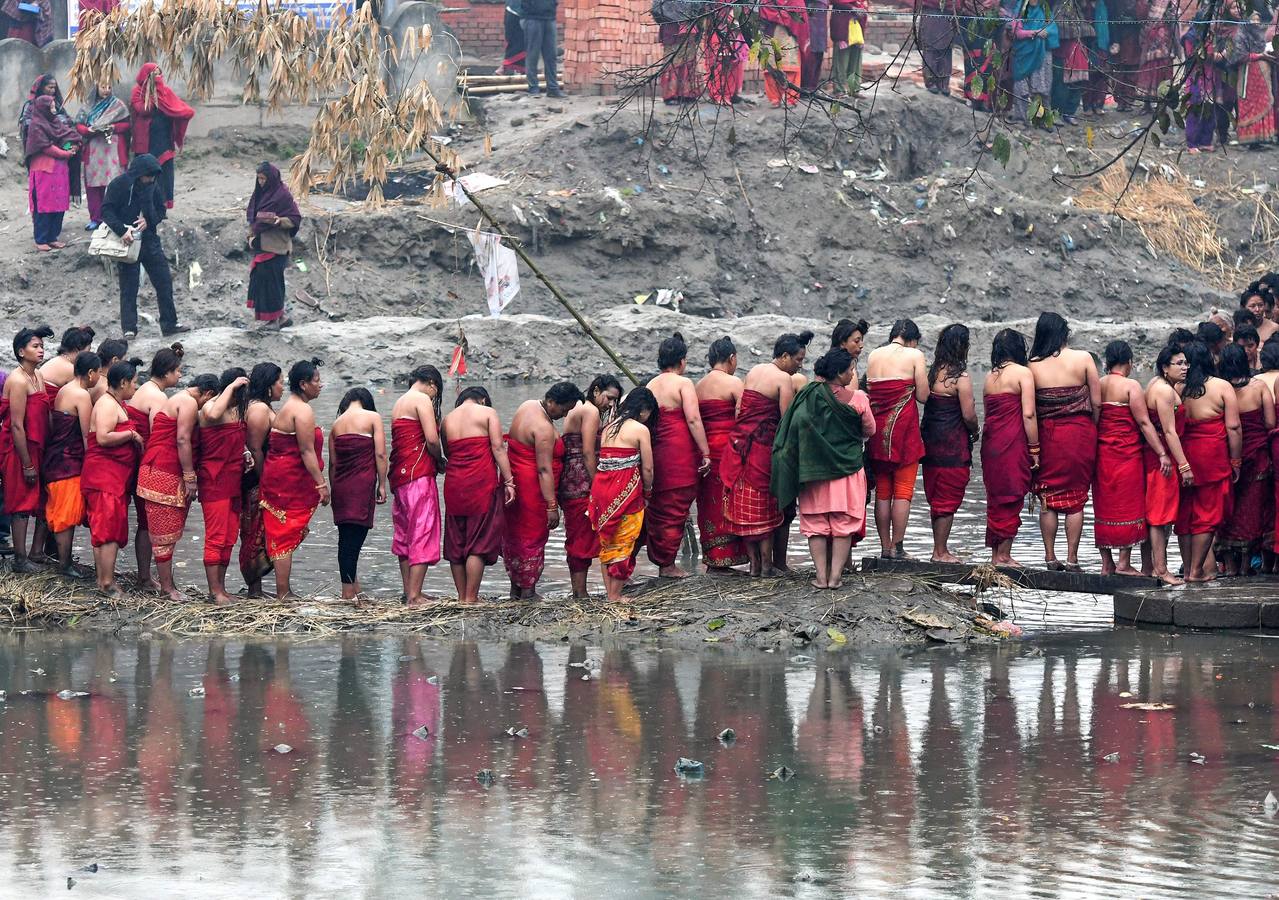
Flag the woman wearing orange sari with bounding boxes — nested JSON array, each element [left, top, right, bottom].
[[590, 389, 657, 601]]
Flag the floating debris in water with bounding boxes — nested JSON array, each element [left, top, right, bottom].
[[1188, 752, 1206, 765], [717, 728, 736, 745], [790, 655, 813, 664], [1102, 752, 1120, 763], [272, 744, 294, 755], [770, 766, 795, 781], [505, 726, 529, 739], [67, 877, 75, 890], [580, 673, 591, 682], [426, 675, 439, 685], [476, 769, 497, 786], [568, 661, 589, 669], [188, 686, 205, 698], [29, 668, 45, 676], [1121, 702, 1174, 711], [56, 690, 87, 700], [1266, 792, 1279, 816], [0, 690, 6, 702], [674, 757, 705, 776], [412, 725, 430, 741], [79, 864, 98, 874]]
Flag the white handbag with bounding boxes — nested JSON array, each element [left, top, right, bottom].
[[88, 223, 141, 264]]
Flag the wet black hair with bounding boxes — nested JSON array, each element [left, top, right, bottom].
[[1262, 342, 1279, 373], [990, 328, 1028, 368], [1196, 321, 1225, 346], [813, 348, 853, 381], [1182, 340, 1214, 399], [1103, 340, 1133, 371], [339, 387, 376, 414], [1242, 284, 1274, 311], [57, 325, 95, 355], [408, 365, 443, 422], [1218, 344, 1253, 388], [96, 338, 129, 366], [586, 374, 623, 403], [546, 381, 585, 407], [607, 386, 658, 438], [1029, 312, 1069, 361], [657, 332, 687, 370], [1155, 344, 1186, 382], [1235, 325, 1261, 347], [1233, 308, 1260, 330], [149, 342, 184, 379], [12, 325, 53, 361], [773, 330, 814, 358], [106, 359, 140, 389], [248, 362, 282, 404], [888, 319, 921, 344], [929, 324, 970, 385], [455, 386, 492, 407], [707, 336, 736, 367], [1166, 327, 1195, 349], [191, 373, 220, 395], [289, 357, 322, 395], [74, 351, 101, 379], [830, 318, 870, 349], [218, 367, 249, 422]]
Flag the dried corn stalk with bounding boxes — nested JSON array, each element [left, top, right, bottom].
[[70, 0, 445, 203]]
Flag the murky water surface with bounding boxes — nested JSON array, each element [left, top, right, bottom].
[[0, 630, 1276, 898]]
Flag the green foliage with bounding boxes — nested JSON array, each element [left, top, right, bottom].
[[991, 133, 1011, 167]]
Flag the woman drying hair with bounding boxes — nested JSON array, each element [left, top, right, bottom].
[[130, 63, 194, 209]]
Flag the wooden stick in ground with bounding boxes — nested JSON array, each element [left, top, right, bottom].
[[426, 151, 641, 386]]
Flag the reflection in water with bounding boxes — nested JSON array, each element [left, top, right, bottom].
[[0, 632, 1276, 897]]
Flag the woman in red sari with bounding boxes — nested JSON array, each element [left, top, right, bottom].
[[1216, 345, 1274, 575], [921, 324, 979, 563], [1093, 341, 1166, 575], [260, 359, 328, 600], [138, 373, 224, 600], [198, 368, 250, 604], [1175, 341, 1242, 583], [1143, 345, 1190, 585], [695, 337, 747, 572], [590, 389, 657, 602], [0, 325, 53, 571], [130, 63, 193, 209], [129, 343, 184, 591], [82, 360, 144, 596], [1228, 14, 1276, 146], [241, 362, 282, 597], [559, 375, 622, 597], [704, 0, 748, 104], [981, 329, 1037, 566]]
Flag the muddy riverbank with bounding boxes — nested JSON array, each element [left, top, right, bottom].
[[0, 569, 1009, 648]]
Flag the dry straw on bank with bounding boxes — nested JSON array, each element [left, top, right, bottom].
[[69, 0, 459, 202]]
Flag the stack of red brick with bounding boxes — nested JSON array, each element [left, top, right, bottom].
[[562, 0, 661, 91]]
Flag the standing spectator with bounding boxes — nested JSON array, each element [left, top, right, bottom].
[[24, 95, 79, 251], [522, 0, 565, 97], [501, 0, 527, 75], [919, 0, 958, 96], [801, 0, 830, 92], [1050, 0, 1093, 125], [245, 162, 302, 331], [1010, 0, 1057, 126], [129, 63, 194, 210], [830, 0, 868, 96], [75, 76, 130, 231], [1, 0, 52, 45], [100, 154, 189, 339], [77, 0, 120, 29]]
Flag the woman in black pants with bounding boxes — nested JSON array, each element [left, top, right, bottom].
[[328, 388, 387, 602]]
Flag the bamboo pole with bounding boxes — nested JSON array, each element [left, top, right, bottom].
[[425, 151, 640, 386]]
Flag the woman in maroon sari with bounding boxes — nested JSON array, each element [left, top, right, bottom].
[[328, 388, 386, 601], [981, 329, 1037, 566], [921, 324, 978, 563], [245, 162, 302, 330], [1217, 345, 1274, 575]]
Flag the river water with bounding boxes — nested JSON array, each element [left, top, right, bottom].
[[0, 629, 1276, 898]]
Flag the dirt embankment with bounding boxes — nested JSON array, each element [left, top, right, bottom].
[[0, 568, 1009, 647], [0, 85, 1264, 383]]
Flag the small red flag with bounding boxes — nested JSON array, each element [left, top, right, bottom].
[[449, 345, 467, 377]]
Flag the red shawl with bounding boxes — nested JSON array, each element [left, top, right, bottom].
[[197, 421, 246, 502], [330, 433, 376, 528], [444, 435, 498, 517], [1093, 404, 1147, 549], [866, 378, 924, 467], [82, 419, 139, 494], [589, 447, 645, 530], [390, 417, 436, 490], [652, 405, 699, 492], [720, 389, 780, 492], [261, 427, 323, 512], [130, 63, 194, 156], [505, 434, 564, 551], [1181, 414, 1231, 484], [139, 411, 180, 475]]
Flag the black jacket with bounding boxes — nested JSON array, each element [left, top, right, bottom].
[[101, 154, 167, 238], [522, 0, 556, 19]]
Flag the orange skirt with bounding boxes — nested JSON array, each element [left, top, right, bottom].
[[45, 476, 84, 534]]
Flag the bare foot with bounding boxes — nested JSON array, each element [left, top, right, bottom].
[[772, 563, 793, 574], [211, 591, 234, 606], [930, 552, 961, 564], [277, 591, 303, 602], [810, 578, 828, 590], [705, 565, 745, 577], [658, 564, 690, 578], [893, 548, 914, 561], [992, 556, 1023, 568], [135, 578, 159, 592], [35, 244, 51, 252], [828, 579, 842, 590], [1114, 565, 1143, 576], [50, 241, 66, 249], [1156, 572, 1185, 586], [1100, 564, 1116, 575], [1045, 559, 1065, 571], [163, 587, 185, 602], [406, 593, 428, 607], [570, 593, 591, 602], [98, 583, 125, 600]]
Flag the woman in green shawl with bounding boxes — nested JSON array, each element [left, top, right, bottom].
[[772, 348, 877, 589]]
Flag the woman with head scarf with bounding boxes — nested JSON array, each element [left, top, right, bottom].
[[75, 74, 130, 230], [129, 63, 194, 209], [1, 0, 52, 46], [245, 162, 303, 331], [24, 93, 81, 251]]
